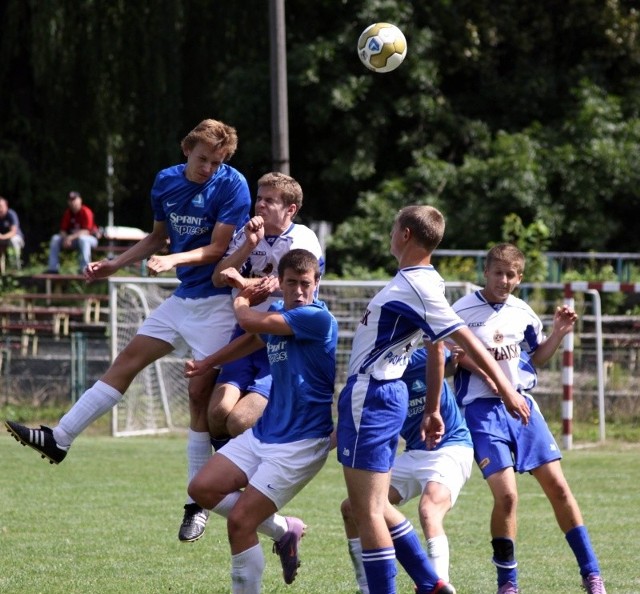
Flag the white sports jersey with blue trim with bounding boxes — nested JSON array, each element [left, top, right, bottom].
[[225, 223, 324, 310], [452, 290, 544, 406], [151, 163, 250, 299], [346, 266, 465, 381]]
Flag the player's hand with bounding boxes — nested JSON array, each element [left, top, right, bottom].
[[420, 411, 445, 450], [244, 216, 265, 247], [219, 267, 247, 290], [553, 304, 578, 336], [184, 359, 207, 378], [147, 254, 175, 275], [237, 275, 279, 306], [84, 259, 117, 282], [501, 387, 531, 425]]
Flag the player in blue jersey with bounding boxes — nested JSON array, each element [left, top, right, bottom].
[[207, 171, 324, 449], [5, 119, 251, 542], [183, 249, 337, 592], [336, 205, 531, 594], [452, 243, 606, 594], [341, 346, 474, 593]]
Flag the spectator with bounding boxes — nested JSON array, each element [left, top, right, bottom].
[[46, 191, 99, 274], [0, 196, 25, 271]]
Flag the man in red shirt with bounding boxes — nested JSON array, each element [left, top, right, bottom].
[[46, 191, 99, 274]]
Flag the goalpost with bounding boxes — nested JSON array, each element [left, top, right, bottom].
[[108, 277, 479, 437]]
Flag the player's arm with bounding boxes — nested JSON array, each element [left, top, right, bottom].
[[147, 221, 236, 274], [184, 332, 265, 377], [531, 304, 578, 367], [212, 216, 265, 288], [420, 340, 446, 449], [85, 220, 169, 280], [450, 326, 531, 424]]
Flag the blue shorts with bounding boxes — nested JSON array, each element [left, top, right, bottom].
[[336, 374, 407, 472], [464, 395, 562, 479], [217, 325, 271, 398]]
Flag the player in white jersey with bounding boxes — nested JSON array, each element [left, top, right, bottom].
[[184, 249, 337, 593], [341, 347, 474, 593], [5, 119, 251, 542], [336, 205, 531, 594], [451, 243, 606, 594], [207, 172, 324, 449]]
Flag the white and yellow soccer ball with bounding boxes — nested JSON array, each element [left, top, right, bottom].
[[357, 22, 407, 73]]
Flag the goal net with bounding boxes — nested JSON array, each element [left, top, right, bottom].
[[109, 277, 478, 437]]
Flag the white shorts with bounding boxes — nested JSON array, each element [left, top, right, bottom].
[[391, 445, 474, 507], [137, 294, 235, 359], [219, 429, 331, 510]]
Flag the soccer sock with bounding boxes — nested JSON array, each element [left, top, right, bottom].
[[54, 380, 122, 447], [362, 547, 397, 594], [212, 492, 288, 539], [426, 534, 450, 582], [210, 436, 231, 451], [390, 519, 440, 593], [565, 525, 601, 577], [492, 537, 518, 587], [231, 543, 265, 594], [186, 430, 212, 504], [347, 537, 370, 594]]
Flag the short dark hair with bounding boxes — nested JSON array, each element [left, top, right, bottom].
[[278, 249, 320, 280], [395, 205, 445, 252]]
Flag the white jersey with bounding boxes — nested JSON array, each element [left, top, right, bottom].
[[225, 222, 324, 311], [452, 290, 544, 406], [346, 266, 465, 381]]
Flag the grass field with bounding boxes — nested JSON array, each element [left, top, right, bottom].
[[1, 430, 638, 594]]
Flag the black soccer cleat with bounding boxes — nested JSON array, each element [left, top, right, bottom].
[[178, 503, 209, 542], [5, 421, 68, 464]]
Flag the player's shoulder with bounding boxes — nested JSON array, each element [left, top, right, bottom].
[[212, 163, 248, 186]]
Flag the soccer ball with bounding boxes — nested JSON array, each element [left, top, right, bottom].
[[357, 22, 407, 73]]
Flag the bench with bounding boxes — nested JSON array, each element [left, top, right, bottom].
[[0, 292, 109, 323], [30, 273, 108, 298]]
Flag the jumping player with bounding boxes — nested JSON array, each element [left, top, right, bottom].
[[207, 171, 323, 451], [5, 118, 251, 542], [184, 249, 337, 593], [336, 205, 531, 594], [452, 243, 606, 594], [341, 346, 474, 593]]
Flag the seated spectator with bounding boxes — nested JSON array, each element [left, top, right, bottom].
[[46, 191, 99, 274], [0, 196, 25, 271]]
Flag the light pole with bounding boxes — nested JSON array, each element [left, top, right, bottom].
[[269, 0, 290, 174]]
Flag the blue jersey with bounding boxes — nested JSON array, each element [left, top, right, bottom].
[[400, 348, 473, 452], [151, 162, 250, 299], [252, 300, 338, 444], [346, 266, 465, 381]]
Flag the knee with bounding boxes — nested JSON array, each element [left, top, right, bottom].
[[188, 383, 211, 406], [495, 489, 518, 514], [340, 498, 354, 523], [188, 475, 214, 510], [226, 409, 259, 437], [227, 507, 248, 539]]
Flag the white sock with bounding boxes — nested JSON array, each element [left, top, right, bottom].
[[186, 429, 212, 504], [53, 380, 122, 447], [231, 543, 265, 594], [213, 492, 289, 540], [347, 537, 370, 594], [427, 534, 450, 582]]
